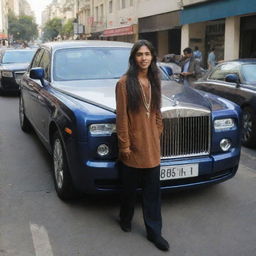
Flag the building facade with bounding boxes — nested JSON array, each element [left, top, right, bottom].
[[0, 0, 8, 44], [41, 0, 256, 62], [180, 0, 256, 67]]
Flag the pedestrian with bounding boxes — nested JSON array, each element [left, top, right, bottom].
[[207, 47, 217, 70], [180, 47, 202, 84], [115, 39, 169, 251], [193, 46, 203, 64]]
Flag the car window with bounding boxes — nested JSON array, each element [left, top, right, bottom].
[[241, 64, 256, 84], [39, 50, 51, 81], [209, 63, 240, 81], [2, 50, 35, 64], [31, 49, 45, 68], [53, 47, 130, 81]]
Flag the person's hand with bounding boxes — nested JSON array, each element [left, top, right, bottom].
[[120, 148, 131, 160], [181, 72, 192, 76]]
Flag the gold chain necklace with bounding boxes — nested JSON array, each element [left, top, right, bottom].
[[138, 79, 151, 118]]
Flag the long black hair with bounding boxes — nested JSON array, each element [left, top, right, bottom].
[[126, 40, 161, 112]]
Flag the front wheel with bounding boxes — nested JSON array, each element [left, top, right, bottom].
[[52, 132, 77, 200], [19, 96, 32, 133], [242, 107, 256, 148]]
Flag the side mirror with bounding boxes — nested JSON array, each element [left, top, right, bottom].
[[30, 67, 45, 86], [225, 74, 240, 87], [162, 65, 173, 77]]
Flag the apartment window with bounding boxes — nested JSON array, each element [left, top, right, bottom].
[[100, 4, 104, 18], [95, 6, 99, 21], [121, 0, 126, 9], [109, 0, 113, 13]]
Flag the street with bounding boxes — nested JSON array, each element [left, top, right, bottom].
[[0, 95, 256, 256]]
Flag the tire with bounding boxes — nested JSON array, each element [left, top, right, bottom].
[[52, 132, 77, 200], [19, 96, 32, 133], [242, 106, 256, 148]]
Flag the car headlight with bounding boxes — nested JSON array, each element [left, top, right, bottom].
[[89, 123, 116, 136], [214, 118, 235, 131], [2, 71, 13, 77]]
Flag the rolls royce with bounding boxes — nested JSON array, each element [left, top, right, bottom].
[[19, 41, 242, 200]]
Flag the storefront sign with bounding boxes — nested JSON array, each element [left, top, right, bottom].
[[0, 33, 8, 39], [102, 25, 134, 37]]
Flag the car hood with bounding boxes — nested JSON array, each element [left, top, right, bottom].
[[52, 79, 228, 113], [0, 63, 30, 71]]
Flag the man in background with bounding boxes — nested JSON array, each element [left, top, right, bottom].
[[180, 47, 202, 84], [208, 47, 217, 70], [193, 46, 203, 65]]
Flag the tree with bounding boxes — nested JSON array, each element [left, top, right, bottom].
[[42, 18, 63, 42], [61, 19, 74, 39], [8, 12, 38, 41]]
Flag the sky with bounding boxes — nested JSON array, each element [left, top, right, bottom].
[[26, 0, 52, 25]]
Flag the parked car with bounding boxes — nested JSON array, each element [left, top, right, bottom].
[[193, 59, 256, 148], [0, 48, 36, 94], [19, 41, 241, 200]]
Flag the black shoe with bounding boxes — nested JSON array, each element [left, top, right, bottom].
[[147, 235, 169, 251], [120, 221, 131, 232]]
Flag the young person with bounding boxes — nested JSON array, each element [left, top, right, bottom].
[[115, 40, 169, 251]]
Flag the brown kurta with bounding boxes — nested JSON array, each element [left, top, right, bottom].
[[115, 75, 163, 169]]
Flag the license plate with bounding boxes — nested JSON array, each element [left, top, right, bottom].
[[160, 164, 199, 180]]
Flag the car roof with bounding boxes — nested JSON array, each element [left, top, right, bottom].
[[223, 59, 256, 64], [1, 48, 36, 52], [42, 40, 133, 50]]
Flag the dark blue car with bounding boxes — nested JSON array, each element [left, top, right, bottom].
[[193, 59, 256, 148], [0, 48, 36, 93], [19, 41, 242, 200]]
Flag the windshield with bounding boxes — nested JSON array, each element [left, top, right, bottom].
[[53, 47, 131, 81], [241, 64, 256, 84], [2, 50, 35, 64]]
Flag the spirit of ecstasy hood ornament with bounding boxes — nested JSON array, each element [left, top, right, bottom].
[[170, 95, 179, 106]]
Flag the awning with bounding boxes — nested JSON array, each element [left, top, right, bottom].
[[180, 0, 256, 25], [102, 25, 134, 37], [139, 11, 180, 33], [0, 33, 8, 39]]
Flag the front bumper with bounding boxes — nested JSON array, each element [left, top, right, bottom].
[[0, 77, 20, 92], [70, 144, 240, 194]]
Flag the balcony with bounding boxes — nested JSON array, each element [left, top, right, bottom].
[[79, 0, 90, 10], [91, 17, 107, 32]]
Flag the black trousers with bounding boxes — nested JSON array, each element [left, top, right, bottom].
[[119, 163, 162, 237]]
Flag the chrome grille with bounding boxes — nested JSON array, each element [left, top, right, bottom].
[[161, 115, 210, 159]]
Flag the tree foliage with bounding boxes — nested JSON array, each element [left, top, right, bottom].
[[42, 18, 63, 42], [61, 19, 74, 39], [8, 12, 38, 41]]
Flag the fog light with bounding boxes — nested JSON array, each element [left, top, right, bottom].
[[97, 144, 109, 156], [220, 139, 231, 151]]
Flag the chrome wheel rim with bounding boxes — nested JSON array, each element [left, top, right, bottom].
[[19, 98, 24, 126], [53, 139, 64, 189], [242, 111, 253, 143]]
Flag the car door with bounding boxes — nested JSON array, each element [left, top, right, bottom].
[[21, 48, 45, 122], [31, 49, 53, 143], [196, 63, 241, 104]]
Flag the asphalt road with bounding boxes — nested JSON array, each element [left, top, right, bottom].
[[0, 95, 256, 256]]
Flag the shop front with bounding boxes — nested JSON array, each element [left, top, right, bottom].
[[0, 33, 8, 47], [101, 24, 138, 43], [240, 14, 256, 58], [180, 0, 256, 62], [138, 11, 181, 58]]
